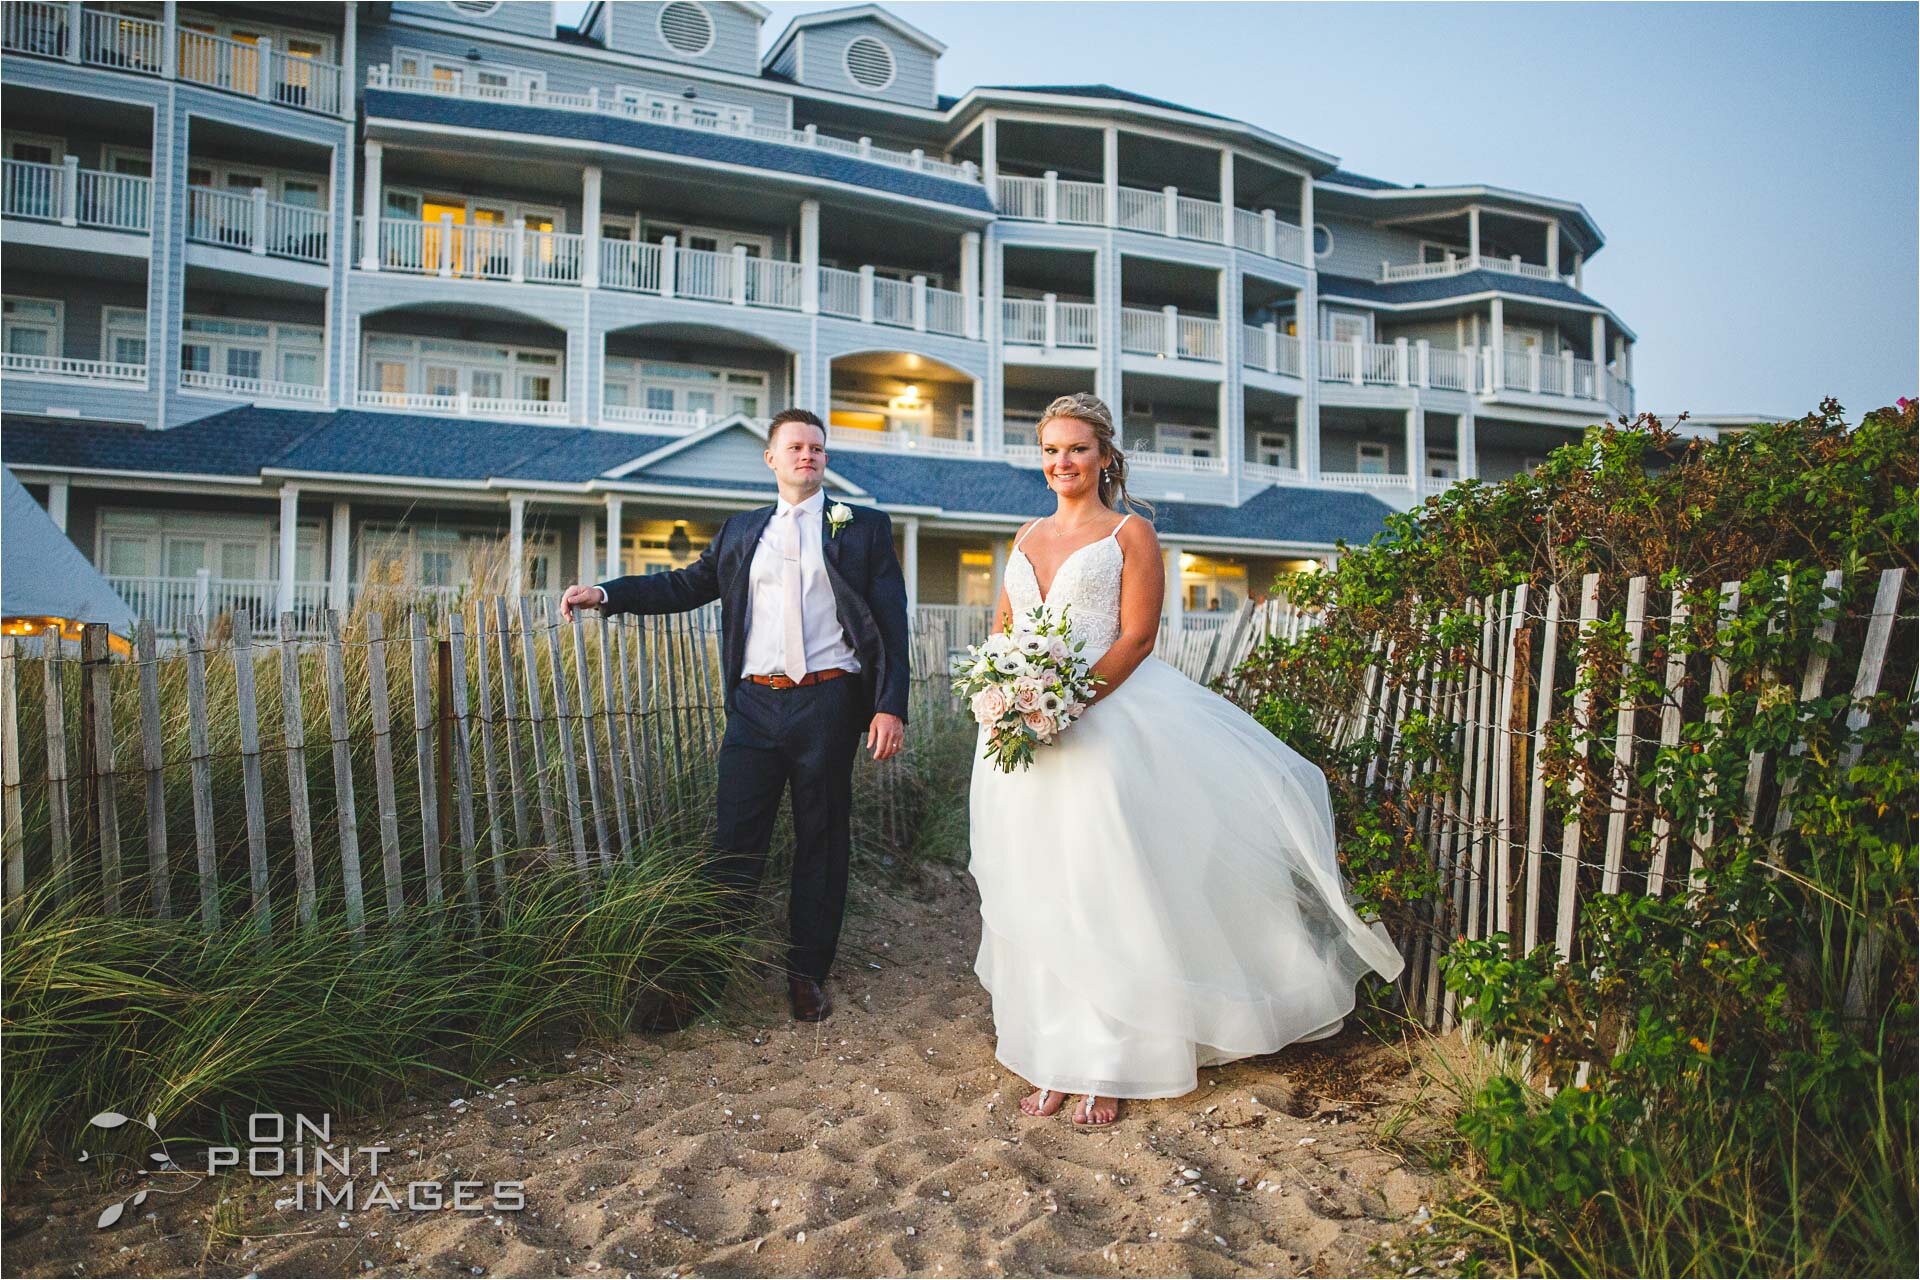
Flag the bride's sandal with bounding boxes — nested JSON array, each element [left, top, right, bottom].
[[1020, 1088, 1067, 1118], [1072, 1094, 1121, 1128]]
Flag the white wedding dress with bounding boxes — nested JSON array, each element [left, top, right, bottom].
[[969, 517, 1405, 1099]]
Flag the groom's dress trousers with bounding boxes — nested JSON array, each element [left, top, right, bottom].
[[597, 491, 910, 981]]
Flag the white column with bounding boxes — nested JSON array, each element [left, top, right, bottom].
[[1622, 340, 1632, 386], [1416, 338, 1431, 388], [1459, 410, 1478, 479], [1299, 172, 1314, 266], [250, 188, 269, 254], [1102, 126, 1119, 227], [339, 4, 356, 117], [980, 115, 998, 190], [276, 485, 300, 616], [911, 273, 927, 330], [604, 496, 624, 580], [1405, 406, 1425, 488], [858, 264, 875, 323], [508, 495, 527, 595], [577, 513, 597, 583], [63, 1, 81, 63], [59, 156, 78, 226], [359, 141, 382, 270], [1590, 314, 1606, 374], [1545, 220, 1559, 277], [960, 230, 981, 339], [970, 378, 984, 451], [581, 165, 602, 289], [1043, 170, 1059, 223], [1573, 251, 1584, 291], [1394, 336, 1410, 387], [1162, 185, 1179, 237], [1162, 304, 1179, 358], [329, 499, 351, 610], [1489, 296, 1504, 388], [902, 517, 920, 613], [161, 0, 177, 78], [1218, 150, 1235, 244], [799, 199, 820, 314], [1043, 292, 1058, 348], [1468, 206, 1481, 261], [733, 245, 751, 306], [1164, 543, 1185, 628], [255, 36, 274, 100], [46, 478, 69, 532], [658, 234, 677, 297]]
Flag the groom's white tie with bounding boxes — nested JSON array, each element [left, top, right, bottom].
[[781, 505, 808, 681]]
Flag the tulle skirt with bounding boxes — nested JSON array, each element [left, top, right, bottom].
[[968, 654, 1404, 1099]]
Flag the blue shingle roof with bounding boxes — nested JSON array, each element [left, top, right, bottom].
[[1322, 168, 1403, 190], [1318, 269, 1606, 309], [365, 90, 994, 214], [2, 408, 1395, 547], [980, 84, 1235, 123]]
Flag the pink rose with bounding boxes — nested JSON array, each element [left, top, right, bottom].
[[971, 686, 1010, 724], [1013, 677, 1045, 712], [1022, 709, 1054, 739]]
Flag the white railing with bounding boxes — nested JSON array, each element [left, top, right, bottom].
[[269, 48, 343, 115], [1119, 307, 1221, 362], [827, 426, 978, 457], [1057, 179, 1105, 226], [1002, 298, 1047, 345], [1362, 340, 1403, 385], [1243, 461, 1307, 487], [1240, 324, 1299, 375], [746, 256, 805, 311], [187, 186, 329, 262], [1319, 469, 1412, 490], [1129, 450, 1228, 476], [926, 286, 969, 337], [1, 352, 145, 384], [1115, 185, 1164, 234], [1001, 297, 1097, 348], [80, 6, 163, 73], [818, 266, 863, 318], [369, 66, 979, 184], [1176, 195, 1223, 244], [107, 574, 329, 637], [675, 244, 735, 302], [2, 159, 151, 232], [1057, 300, 1098, 347], [601, 239, 662, 293], [173, 28, 342, 113], [363, 217, 582, 284], [2, 2, 70, 59], [1428, 346, 1472, 392], [996, 175, 1047, 219], [1380, 251, 1578, 287], [1119, 307, 1163, 356], [602, 405, 716, 431], [179, 369, 326, 403], [1177, 314, 1221, 362], [1317, 338, 1405, 386], [871, 275, 914, 328], [1422, 475, 1457, 498], [355, 390, 568, 421]]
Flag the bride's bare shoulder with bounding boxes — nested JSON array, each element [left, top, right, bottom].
[[1116, 513, 1159, 554]]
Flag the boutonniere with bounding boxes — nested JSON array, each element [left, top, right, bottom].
[[827, 502, 853, 537]]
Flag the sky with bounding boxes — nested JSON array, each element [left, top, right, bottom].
[[559, 1, 1917, 420]]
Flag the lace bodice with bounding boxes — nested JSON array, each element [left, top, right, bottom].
[[1006, 517, 1129, 661]]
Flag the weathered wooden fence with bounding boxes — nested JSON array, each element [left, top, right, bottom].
[[0, 598, 970, 936], [1311, 567, 1913, 1030]]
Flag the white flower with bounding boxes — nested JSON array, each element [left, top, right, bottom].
[[1047, 636, 1070, 663], [827, 502, 853, 536], [992, 652, 1028, 677], [1017, 632, 1048, 657], [1039, 691, 1063, 714], [982, 633, 1015, 657]]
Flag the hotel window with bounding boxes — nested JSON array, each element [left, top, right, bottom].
[[180, 315, 322, 386], [640, 220, 770, 258], [102, 307, 147, 366], [363, 335, 564, 402], [393, 48, 543, 95], [2, 297, 62, 357], [1156, 423, 1215, 458], [604, 359, 767, 419], [616, 88, 752, 129], [1327, 311, 1369, 345], [1356, 442, 1390, 475], [1253, 431, 1293, 469], [3, 133, 63, 165]]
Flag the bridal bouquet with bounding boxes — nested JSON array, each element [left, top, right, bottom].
[[952, 605, 1103, 773]]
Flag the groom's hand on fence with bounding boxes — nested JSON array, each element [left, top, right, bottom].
[[867, 712, 905, 761], [560, 583, 608, 621]]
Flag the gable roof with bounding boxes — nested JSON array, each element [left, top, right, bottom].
[[763, 3, 947, 70], [2, 466, 136, 633], [605, 415, 869, 495]]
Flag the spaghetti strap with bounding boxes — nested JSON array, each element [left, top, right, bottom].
[[1113, 513, 1133, 536], [1014, 518, 1045, 550]]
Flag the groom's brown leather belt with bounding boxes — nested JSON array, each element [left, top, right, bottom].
[[744, 668, 855, 690]]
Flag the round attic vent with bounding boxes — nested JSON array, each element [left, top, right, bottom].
[[658, 1, 716, 56], [844, 35, 896, 91]]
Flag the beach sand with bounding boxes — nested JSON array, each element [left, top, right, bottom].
[[2, 870, 1445, 1278]]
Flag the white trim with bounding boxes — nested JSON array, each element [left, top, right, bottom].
[[1312, 286, 1637, 341], [601, 414, 869, 494], [3, 131, 66, 163], [764, 3, 947, 68], [1, 295, 65, 359], [100, 306, 149, 367], [1313, 222, 1333, 259], [1314, 181, 1601, 252], [944, 88, 1336, 173]]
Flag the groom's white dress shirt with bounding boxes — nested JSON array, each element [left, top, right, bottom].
[[743, 488, 860, 679]]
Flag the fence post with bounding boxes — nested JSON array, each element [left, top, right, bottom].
[[1264, 321, 1278, 374], [363, 612, 407, 924], [135, 620, 170, 919], [277, 613, 318, 929], [321, 610, 367, 941], [230, 612, 272, 935], [409, 611, 444, 909], [0, 637, 22, 905]]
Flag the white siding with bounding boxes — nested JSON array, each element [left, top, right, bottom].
[[390, 1, 556, 40], [606, 2, 763, 77], [787, 17, 936, 109]]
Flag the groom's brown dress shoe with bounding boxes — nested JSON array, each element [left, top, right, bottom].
[[788, 975, 833, 1022]]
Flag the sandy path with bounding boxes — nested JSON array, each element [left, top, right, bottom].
[[5, 871, 1442, 1278]]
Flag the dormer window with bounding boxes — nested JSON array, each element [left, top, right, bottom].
[[844, 36, 896, 90], [658, 2, 716, 56]]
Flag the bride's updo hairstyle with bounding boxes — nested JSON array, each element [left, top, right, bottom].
[[1036, 392, 1154, 517]]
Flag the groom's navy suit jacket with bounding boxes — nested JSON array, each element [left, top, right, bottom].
[[598, 502, 911, 726]]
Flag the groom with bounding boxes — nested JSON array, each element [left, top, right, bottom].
[[560, 408, 910, 1025]]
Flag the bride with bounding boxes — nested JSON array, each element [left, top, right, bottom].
[[969, 393, 1405, 1127]]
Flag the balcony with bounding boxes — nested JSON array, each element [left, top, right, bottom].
[[1314, 337, 1631, 413], [1120, 306, 1222, 363], [367, 66, 978, 185], [2, 158, 149, 233], [827, 425, 979, 457], [1239, 324, 1304, 377], [995, 174, 1306, 264], [1, 352, 145, 385], [1002, 297, 1097, 349], [360, 217, 584, 285], [1379, 251, 1578, 288], [187, 187, 329, 263], [1003, 441, 1227, 475], [1243, 460, 1308, 486], [180, 369, 326, 404], [2, 4, 344, 115], [354, 390, 569, 422]]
